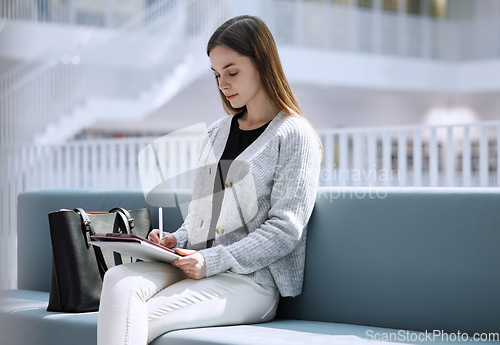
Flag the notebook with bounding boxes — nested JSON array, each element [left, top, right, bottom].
[[90, 233, 181, 263]]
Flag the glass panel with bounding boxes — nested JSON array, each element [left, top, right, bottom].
[[430, 0, 447, 18], [331, 0, 349, 5], [383, 0, 398, 12], [357, 0, 373, 9], [406, 0, 421, 15]]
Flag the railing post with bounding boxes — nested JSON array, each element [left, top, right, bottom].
[[352, 132, 363, 186], [479, 125, 489, 187], [429, 127, 438, 187], [413, 128, 422, 187], [108, 141, 117, 188], [323, 133, 335, 187], [382, 131, 392, 187], [497, 124, 500, 187], [127, 141, 137, 188], [73, 144, 80, 188], [397, 130, 407, 186], [118, 141, 127, 188], [445, 126, 455, 187], [338, 132, 349, 186], [168, 138, 178, 188], [91, 143, 98, 189], [81, 142, 88, 188], [178, 138, 188, 188], [367, 131, 377, 186], [462, 125, 471, 187], [40, 146, 48, 189]]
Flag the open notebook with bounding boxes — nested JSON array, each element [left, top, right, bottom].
[[90, 233, 181, 263]]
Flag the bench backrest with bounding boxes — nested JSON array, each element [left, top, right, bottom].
[[277, 187, 500, 335]]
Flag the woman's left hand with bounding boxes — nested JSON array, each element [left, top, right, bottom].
[[172, 249, 206, 280]]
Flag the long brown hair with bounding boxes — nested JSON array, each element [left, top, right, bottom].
[[206, 15, 323, 156]]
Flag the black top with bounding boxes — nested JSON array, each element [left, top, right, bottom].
[[220, 111, 271, 161], [207, 111, 272, 247]]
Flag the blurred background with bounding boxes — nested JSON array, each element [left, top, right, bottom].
[[1, 0, 499, 288]]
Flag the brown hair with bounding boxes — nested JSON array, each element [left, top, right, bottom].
[[207, 15, 323, 156]]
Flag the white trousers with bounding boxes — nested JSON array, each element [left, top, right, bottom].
[[97, 261, 279, 345]]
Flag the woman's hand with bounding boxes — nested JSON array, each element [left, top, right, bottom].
[[172, 249, 206, 280], [148, 229, 177, 248]]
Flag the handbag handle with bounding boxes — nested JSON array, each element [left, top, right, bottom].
[[73, 207, 138, 276], [73, 207, 134, 238], [109, 207, 135, 232], [74, 208, 109, 278], [108, 208, 135, 266], [74, 208, 94, 248]]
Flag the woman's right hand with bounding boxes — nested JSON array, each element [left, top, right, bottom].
[[148, 229, 177, 248]]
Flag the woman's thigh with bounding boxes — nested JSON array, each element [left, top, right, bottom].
[[147, 272, 279, 342]]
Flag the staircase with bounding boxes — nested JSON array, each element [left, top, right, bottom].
[[0, 0, 224, 147]]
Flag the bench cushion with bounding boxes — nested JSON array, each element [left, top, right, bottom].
[[155, 320, 500, 345], [3, 290, 499, 345], [0, 290, 98, 345]]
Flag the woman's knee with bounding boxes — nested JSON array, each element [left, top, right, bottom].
[[102, 262, 137, 287]]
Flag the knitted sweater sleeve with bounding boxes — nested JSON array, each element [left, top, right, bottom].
[[200, 119, 322, 277]]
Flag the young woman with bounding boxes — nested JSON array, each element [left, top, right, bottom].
[[97, 15, 323, 345]]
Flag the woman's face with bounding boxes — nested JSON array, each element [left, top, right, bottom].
[[209, 45, 265, 110]]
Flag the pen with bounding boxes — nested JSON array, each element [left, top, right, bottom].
[[159, 207, 163, 242]]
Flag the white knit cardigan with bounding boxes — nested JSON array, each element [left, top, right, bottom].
[[173, 111, 322, 297]]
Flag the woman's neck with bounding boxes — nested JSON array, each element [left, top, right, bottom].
[[239, 97, 281, 131]]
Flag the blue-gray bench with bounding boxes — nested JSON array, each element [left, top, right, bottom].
[[1, 188, 499, 345]]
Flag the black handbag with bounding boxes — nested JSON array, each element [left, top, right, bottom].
[[47, 207, 151, 313]]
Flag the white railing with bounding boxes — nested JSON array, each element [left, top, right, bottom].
[[1, 121, 499, 289], [0, 0, 145, 27], [319, 121, 500, 188]]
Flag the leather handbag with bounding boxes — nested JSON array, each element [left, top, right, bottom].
[[47, 207, 151, 313]]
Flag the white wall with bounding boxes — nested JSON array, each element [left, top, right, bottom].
[[0, 20, 116, 61], [279, 46, 500, 94]]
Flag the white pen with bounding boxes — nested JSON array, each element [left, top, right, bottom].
[[158, 207, 163, 242]]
